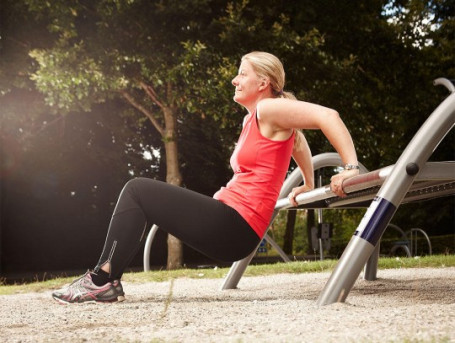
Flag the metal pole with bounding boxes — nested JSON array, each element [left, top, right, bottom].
[[317, 85, 455, 305], [143, 224, 159, 272], [264, 233, 291, 262], [363, 243, 380, 280], [220, 246, 258, 290], [317, 171, 324, 260]]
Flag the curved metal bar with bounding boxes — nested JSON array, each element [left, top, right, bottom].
[[387, 223, 408, 241], [390, 244, 411, 257], [387, 223, 411, 257], [220, 152, 367, 290], [278, 153, 369, 198], [407, 228, 433, 256], [434, 78, 455, 93], [143, 224, 159, 272]]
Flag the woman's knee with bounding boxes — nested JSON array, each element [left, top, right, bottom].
[[123, 177, 150, 191], [117, 178, 151, 203]]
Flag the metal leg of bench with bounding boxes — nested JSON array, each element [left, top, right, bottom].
[[220, 248, 257, 290], [363, 243, 380, 281], [264, 233, 290, 262], [318, 235, 376, 305], [220, 232, 290, 290], [143, 224, 159, 272]]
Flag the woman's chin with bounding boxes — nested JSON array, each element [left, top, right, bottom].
[[233, 95, 244, 104]]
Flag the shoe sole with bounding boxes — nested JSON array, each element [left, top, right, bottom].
[[52, 294, 126, 305]]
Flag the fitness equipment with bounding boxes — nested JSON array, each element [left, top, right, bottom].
[[143, 78, 455, 305]]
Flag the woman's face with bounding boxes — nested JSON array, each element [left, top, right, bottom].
[[231, 60, 263, 107]]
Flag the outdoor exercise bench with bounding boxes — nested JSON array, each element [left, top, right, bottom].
[[144, 78, 455, 305]]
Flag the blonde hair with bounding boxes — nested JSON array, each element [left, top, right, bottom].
[[241, 51, 296, 100], [242, 51, 302, 149]]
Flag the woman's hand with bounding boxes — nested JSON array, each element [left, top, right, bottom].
[[330, 169, 360, 197], [288, 184, 314, 207]]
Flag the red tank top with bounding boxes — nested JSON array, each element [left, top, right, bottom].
[[214, 111, 295, 238]]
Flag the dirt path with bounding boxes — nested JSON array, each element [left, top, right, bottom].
[[1, 267, 454, 342]]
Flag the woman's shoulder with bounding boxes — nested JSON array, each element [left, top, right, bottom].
[[257, 98, 290, 124], [257, 98, 297, 118], [256, 101, 294, 140]]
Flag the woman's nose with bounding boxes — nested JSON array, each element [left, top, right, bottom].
[[232, 76, 238, 86]]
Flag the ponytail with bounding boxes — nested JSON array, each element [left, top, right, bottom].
[[276, 89, 296, 100]]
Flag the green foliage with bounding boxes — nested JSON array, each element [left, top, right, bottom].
[[269, 210, 311, 255], [29, 44, 115, 112], [1, 0, 453, 272], [5, 0, 453, 162]]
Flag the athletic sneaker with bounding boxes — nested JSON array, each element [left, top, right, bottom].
[[52, 271, 125, 304]]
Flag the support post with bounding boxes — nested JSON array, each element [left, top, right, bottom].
[[220, 247, 257, 290], [143, 224, 159, 272], [317, 87, 455, 305], [363, 243, 380, 281]]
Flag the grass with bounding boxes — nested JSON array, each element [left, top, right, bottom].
[[0, 254, 454, 296]]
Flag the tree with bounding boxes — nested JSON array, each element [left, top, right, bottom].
[[302, 0, 455, 249], [23, 0, 331, 268], [6, 0, 450, 270], [379, 0, 455, 235], [22, 0, 226, 269]]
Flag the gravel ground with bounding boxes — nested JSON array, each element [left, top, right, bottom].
[[0, 267, 454, 343]]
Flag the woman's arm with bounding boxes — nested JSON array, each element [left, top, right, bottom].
[[258, 98, 359, 197], [288, 131, 314, 207]]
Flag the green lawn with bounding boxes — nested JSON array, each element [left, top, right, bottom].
[[1, 254, 454, 296]]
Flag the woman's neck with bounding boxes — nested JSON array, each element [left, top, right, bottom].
[[245, 92, 273, 114]]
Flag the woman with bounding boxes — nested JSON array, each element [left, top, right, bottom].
[[52, 51, 359, 304]]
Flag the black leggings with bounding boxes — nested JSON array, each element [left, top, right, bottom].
[[94, 178, 261, 279]]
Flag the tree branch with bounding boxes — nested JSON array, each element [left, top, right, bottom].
[[120, 91, 164, 136], [140, 81, 165, 109]]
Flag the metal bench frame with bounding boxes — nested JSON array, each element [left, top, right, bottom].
[[144, 78, 455, 305]]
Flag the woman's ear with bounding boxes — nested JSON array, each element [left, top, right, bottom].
[[258, 77, 271, 91]]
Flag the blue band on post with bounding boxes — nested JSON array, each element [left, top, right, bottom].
[[354, 197, 397, 246]]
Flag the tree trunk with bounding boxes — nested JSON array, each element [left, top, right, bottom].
[[283, 210, 296, 254], [123, 85, 184, 269], [163, 106, 184, 269]]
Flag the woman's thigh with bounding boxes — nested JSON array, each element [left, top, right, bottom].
[[122, 178, 260, 262]]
